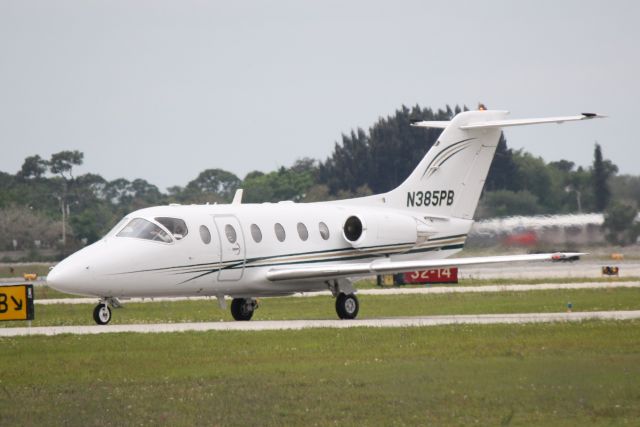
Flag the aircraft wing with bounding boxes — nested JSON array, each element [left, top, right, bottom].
[[265, 252, 583, 282]]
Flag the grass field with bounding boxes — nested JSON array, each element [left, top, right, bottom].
[[2, 278, 639, 425], [1, 321, 639, 426], [2, 287, 639, 328]]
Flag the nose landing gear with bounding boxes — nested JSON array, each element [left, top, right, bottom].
[[92, 297, 121, 325], [93, 303, 111, 325]]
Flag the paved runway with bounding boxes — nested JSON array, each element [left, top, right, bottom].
[[33, 281, 640, 305], [2, 310, 639, 337], [460, 260, 640, 279]]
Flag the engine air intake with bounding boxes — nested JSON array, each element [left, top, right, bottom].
[[343, 216, 363, 242]]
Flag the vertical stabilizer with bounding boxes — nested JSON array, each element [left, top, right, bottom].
[[386, 110, 507, 219]]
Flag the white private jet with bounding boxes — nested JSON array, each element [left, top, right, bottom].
[[47, 109, 605, 324]]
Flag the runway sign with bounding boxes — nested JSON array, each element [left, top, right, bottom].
[[0, 284, 34, 321], [403, 268, 458, 284]]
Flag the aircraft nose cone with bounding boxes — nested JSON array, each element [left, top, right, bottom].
[[47, 263, 73, 293], [47, 257, 92, 295]]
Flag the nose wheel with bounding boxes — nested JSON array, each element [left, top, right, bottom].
[[93, 303, 112, 325]]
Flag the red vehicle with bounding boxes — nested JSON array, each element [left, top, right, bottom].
[[503, 231, 537, 247]]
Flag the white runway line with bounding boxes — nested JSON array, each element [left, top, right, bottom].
[[2, 311, 639, 337], [34, 281, 640, 305]]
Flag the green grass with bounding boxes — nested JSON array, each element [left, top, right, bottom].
[[1, 321, 639, 426], [3, 287, 639, 328], [32, 285, 76, 299], [0, 263, 52, 278]]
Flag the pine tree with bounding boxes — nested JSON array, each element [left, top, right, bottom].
[[319, 104, 449, 194], [592, 143, 611, 212], [485, 134, 518, 191]]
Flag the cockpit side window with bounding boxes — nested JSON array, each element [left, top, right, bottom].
[[117, 218, 173, 243], [155, 217, 189, 240], [104, 217, 129, 238]]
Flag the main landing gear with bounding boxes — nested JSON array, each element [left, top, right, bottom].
[[335, 293, 359, 319], [230, 298, 258, 321], [327, 278, 359, 320]]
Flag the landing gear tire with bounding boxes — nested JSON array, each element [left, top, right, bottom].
[[231, 298, 256, 321], [336, 293, 359, 320], [93, 304, 112, 325]]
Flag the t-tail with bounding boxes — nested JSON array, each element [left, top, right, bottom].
[[381, 109, 605, 220]]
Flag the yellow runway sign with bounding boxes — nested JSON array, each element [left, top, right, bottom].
[[0, 284, 34, 321]]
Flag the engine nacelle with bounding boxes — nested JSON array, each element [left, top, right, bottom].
[[342, 212, 422, 249]]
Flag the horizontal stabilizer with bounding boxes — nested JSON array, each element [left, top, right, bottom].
[[411, 113, 606, 131], [459, 113, 606, 130], [410, 120, 450, 129], [266, 252, 584, 282]]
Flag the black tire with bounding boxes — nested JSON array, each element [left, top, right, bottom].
[[231, 298, 254, 321], [336, 293, 359, 319], [93, 304, 112, 325]]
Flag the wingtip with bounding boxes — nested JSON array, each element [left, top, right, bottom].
[[551, 252, 587, 261], [581, 113, 608, 119]]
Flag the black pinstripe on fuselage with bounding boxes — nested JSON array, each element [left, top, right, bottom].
[[109, 234, 467, 284]]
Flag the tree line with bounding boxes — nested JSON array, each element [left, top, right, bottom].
[[1, 104, 638, 258]]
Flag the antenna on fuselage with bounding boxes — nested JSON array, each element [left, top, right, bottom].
[[232, 189, 243, 205]]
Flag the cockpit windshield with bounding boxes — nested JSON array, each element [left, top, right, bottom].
[[116, 218, 173, 243], [155, 217, 188, 240]]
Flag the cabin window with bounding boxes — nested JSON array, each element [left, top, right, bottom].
[[117, 218, 173, 243], [199, 225, 211, 244], [297, 222, 309, 241], [319, 222, 330, 240], [250, 224, 262, 243], [155, 217, 188, 240], [224, 224, 238, 244], [274, 223, 286, 242]]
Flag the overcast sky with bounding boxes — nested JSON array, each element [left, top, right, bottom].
[[1, 1, 637, 190]]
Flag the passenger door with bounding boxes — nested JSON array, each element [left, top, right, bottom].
[[213, 215, 246, 281]]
